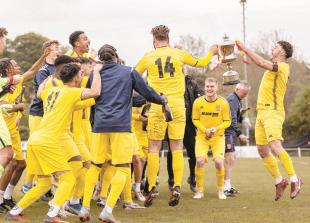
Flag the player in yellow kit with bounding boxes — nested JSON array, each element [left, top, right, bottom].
[[192, 77, 231, 200], [6, 63, 101, 223], [135, 25, 218, 206], [236, 40, 302, 200]]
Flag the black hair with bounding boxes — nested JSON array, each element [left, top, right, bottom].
[[69, 31, 84, 47], [278, 40, 293, 59], [0, 58, 13, 77], [59, 63, 81, 83], [98, 44, 118, 62], [55, 55, 76, 67]]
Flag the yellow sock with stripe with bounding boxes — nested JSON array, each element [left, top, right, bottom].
[[123, 169, 133, 203], [106, 167, 130, 209], [262, 155, 282, 179], [101, 164, 116, 198], [216, 167, 225, 191], [18, 177, 52, 209], [72, 167, 87, 200], [53, 171, 76, 207], [195, 166, 205, 192], [147, 152, 159, 191], [278, 150, 296, 177], [82, 164, 101, 208], [172, 150, 184, 188]]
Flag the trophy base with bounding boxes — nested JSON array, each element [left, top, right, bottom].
[[223, 80, 240, 86]]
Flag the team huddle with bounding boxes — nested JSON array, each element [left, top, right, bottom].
[[0, 25, 302, 223]]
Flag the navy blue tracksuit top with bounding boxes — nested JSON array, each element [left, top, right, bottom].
[[88, 62, 164, 133]]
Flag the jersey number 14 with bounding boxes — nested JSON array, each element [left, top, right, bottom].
[[155, 56, 175, 78]]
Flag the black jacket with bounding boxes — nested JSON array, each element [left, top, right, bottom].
[[225, 92, 242, 137]]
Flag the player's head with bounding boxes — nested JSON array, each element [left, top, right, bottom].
[[204, 77, 218, 98], [42, 40, 61, 63], [151, 25, 170, 48], [69, 30, 90, 53], [0, 27, 8, 55], [0, 58, 21, 77], [272, 40, 293, 60], [59, 63, 82, 87], [77, 57, 93, 77], [98, 44, 119, 63], [235, 80, 250, 99], [54, 55, 76, 77]]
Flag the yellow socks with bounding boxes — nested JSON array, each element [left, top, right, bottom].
[[195, 166, 205, 192], [18, 177, 52, 209], [69, 161, 83, 179], [101, 164, 116, 198], [278, 150, 296, 177], [72, 167, 87, 199], [172, 150, 184, 188], [262, 155, 282, 178], [216, 167, 225, 191], [82, 164, 101, 208], [53, 171, 76, 207], [123, 169, 132, 203], [147, 153, 159, 191], [106, 167, 130, 209]]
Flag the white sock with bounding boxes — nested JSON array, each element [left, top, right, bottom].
[[290, 175, 298, 183], [9, 206, 23, 215], [104, 204, 112, 214], [0, 190, 4, 203], [134, 183, 141, 192], [224, 180, 231, 190], [70, 197, 80, 205], [4, 184, 15, 200], [275, 177, 283, 185], [47, 204, 60, 218]]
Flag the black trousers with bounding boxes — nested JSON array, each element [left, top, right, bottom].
[[167, 122, 196, 180]]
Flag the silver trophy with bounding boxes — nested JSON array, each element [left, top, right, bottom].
[[219, 34, 240, 85]]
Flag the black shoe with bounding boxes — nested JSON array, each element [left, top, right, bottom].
[[144, 187, 157, 207], [0, 203, 9, 213], [187, 176, 197, 193], [224, 187, 239, 197], [3, 198, 16, 210], [168, 179, 174, 191], [230, 187, 240, 194], [169, 186, 181, 207]]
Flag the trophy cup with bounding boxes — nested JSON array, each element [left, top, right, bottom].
[[219, 34, 240, 85]]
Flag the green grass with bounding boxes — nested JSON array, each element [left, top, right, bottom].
[[1, 158, 310, 223]]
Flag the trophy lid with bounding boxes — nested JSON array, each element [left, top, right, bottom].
[[219, 34, 235, 47]]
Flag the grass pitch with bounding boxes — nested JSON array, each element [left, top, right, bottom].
[[0, 158, 309, 223]]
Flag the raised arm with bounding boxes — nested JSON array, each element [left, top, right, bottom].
[[182, 45, 218, 67], [81, 63, 102, 100], [235, 41, 274, 71], [22, 47, 51, 81]]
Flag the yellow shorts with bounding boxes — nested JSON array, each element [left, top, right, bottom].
[[195, 135, 225, 161], [136, 134, 148, 158], [255, 110, 285, 145], [26, 145, 71, 175], [91, 132, 134, 165], [28, 115, 42, 135], [61, 133, 80, 161], [9, 127, 23, 160], [147, 103, 185, 140]]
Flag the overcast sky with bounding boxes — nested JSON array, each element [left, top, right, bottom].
[[1, 0, 309, 66]]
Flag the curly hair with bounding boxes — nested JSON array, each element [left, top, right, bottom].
[[69, 31, 84, 47], [0, 28, 8, 38], [151, 25, 170, 41], [0, 58, 13, 77], [98, 44, 118, 62], [59, 63, 81, 83], [278, 41, 293, 59]]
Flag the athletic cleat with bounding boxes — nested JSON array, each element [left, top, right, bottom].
[[64, 202, 82, 215], [44, 215, 69, 223], [169, 186, 181, 206], [275, 179, 289, 201], [140, 179, 146, 191], [218, 190, 227, 200], [4, 198, 17, 209], [193, 191, 204, 199], [96, 197, 107, 207], [21, 185, 31, 194], [98, 212, 121, 223], [134, 191, 146, 202], [144, 187, 157, 207], [5, 212, 30, 222], [224, 187, 239, 197], [290, 178, 302, 199], [187, 176, 197, 193], [123, 202, 145, 210], [0, 202, 9, 213], [79, 206, 91, 222]]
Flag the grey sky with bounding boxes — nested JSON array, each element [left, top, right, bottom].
[[1, 0, 309, 66]]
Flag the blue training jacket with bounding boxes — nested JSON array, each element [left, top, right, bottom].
[[88, 62, 164, 133]]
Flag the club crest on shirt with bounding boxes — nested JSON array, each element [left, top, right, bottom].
[[216, 105, 220, 111]]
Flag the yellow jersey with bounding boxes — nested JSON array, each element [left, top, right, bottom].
[[257, 62, 289, 113], [65, 50, 96, 59], [28, 86, 83, 147], [131, 106, 146, 136], [135, 46, 213, 104], [192, 96, 231, 138]]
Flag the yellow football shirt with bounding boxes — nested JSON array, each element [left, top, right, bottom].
[[192, 96, 231, 138], [132, 106, 146, 137], [135, 46, 213, 105], [257, 62, 289, 113], [28, 86, 83, 147], [65, 50, 96, 59]]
